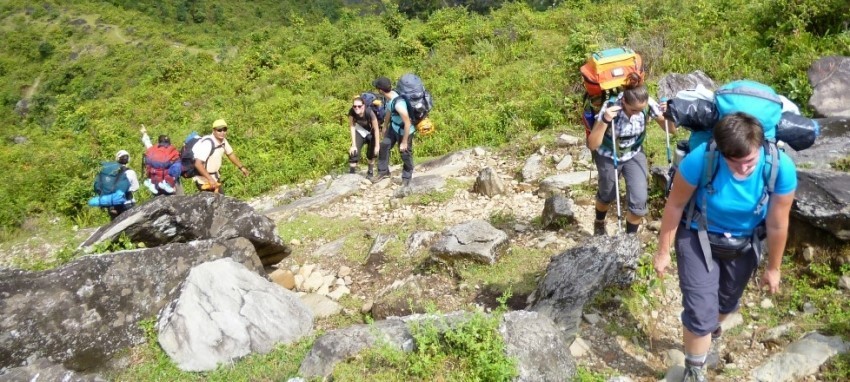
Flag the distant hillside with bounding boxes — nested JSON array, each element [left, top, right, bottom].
[[0, 0, 847, 234]]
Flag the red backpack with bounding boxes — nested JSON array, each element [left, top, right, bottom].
[[145, 144, 180, 186]]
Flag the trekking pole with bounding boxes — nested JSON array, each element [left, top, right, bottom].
[[609, 101, 623, 234]]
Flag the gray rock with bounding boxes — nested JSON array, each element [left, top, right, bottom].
[[430, 219, 509, 264], [657, 70, 716, 100], [157, 258, 313, 372], [473, 167, 506, 197], [13, 99, 28, 117], [0, 238, 263, 371], [839, 275, 850, 291], [368, 234, 396, 261], [522, 154, 544, 183], [394, 174, 446, 198], [300, 293, 342, 319], [298, 317, 415, 378], [650, 165, 671, 195], [265, 174, 362, 221], [555, 154, 573, 171], [784, 117, 850, 171], [11, 136, 27, 145], [415, 150, 470, 178], [538, 171, 596, 196], [371, 274, 455, 320], [556, 134, 582, 147], [569, 337, 591, 358], [312, 238, 345, 258], [791, 169, 850, 241], [807, 56, 850, 117], [577, 147, 593, 164], [529, 235, 640, 343], [752, 331, 850, 382], [80, 193, 290, 266], [405, 231, 439, 255], [762, 323, 795, 345], [499, 311, 576, 382], [541, 195, 576, 230], [0, 359, 106, 382]]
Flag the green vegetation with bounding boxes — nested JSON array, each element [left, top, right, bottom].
[[1, 0, 847, 235], [333, 293, 517, 381], [110, 319, 314, 381]]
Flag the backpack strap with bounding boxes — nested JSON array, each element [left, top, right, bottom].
[[754, 141, 779, 216], [684, 139, 719, 272]]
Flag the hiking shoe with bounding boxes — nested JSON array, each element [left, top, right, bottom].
[[371, 172, 390, 184], [593, 220, 607, 236], [348, 167, 356, 174], [402, 178, 410, 187], [682, 364, 707, 382], [366, 171, 374, 179]]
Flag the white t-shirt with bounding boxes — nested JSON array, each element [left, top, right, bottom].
[[192, 135, 234, 184], [124, 168, 139, 204]]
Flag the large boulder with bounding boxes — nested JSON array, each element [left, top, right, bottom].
[[657, 70, 716, 100], [430, 219, 509, 264], [791, 169, 850, 241], [299, 311, 575, 381], [0, 238, 263, 371], [79, 193, 289, 266], [157, 258, 313, 372], [529, 235, 640, 343], [807, 56, 850, 118], [264, 174, 363, 221], [500, 311, 576, 382]]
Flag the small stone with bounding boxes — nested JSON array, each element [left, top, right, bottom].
[[289, 239, 301, 246], [665, 349, 685, 367], [802, 302, 817, 315], [338, 266, 352, 277], [760, 298, 774, 309], [270, 269, 296, 290], [298, 264, 315, 278], [361, 300, 374, 314], [473, 147, 486, 156], [838, 275, 850, 291], [344, 276, 352, 285], [328, 285, 350, 301], [802, 246, 815, 262], [569, 337, 591, 357], [582, 313, 601, 325]]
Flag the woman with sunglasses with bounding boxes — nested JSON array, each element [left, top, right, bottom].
[[587, 72, 673, 236], [347, 96, 381, 177]]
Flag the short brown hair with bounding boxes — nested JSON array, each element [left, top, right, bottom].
[[713, 112, 763, 158]]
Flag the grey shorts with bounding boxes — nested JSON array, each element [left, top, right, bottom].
[[675, 224, 758, 336], [595, 150, 648, 216]]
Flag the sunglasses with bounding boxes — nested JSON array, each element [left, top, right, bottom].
[[353, 105, 365, 109], [214, 127, 228, 132]]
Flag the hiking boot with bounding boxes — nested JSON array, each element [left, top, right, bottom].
[[593, 220, 607, 236], [348, 167, 356, 174], [402, 178, 410, 187], [371, 172, 390, 184], [682, 364, 707, 382], [366, 171, 374, 179]]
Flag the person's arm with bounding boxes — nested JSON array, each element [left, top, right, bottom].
[[227, 152, 249, 176], [140, 125, 152, 149], [654, 171, 696, 278], [587, 105, 619, 150], [126, 170, 140, 192], [761, 191, 795, 294], [396, 100, 412, 152], [349, 115, 358, 155]]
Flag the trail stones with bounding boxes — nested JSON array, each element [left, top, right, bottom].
[[541, 195, 576, 230], [751, 331, 850, 382], [393, 174, 446, 198], [538, 171, 597, 196], [473, 167, 506, 197], [556, 134, 582, 147], [431, 219, 509, 264], [156, 258, 313, 372], [522, 154, 544, 182]]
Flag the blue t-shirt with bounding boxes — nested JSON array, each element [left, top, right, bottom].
[[687, 131, 712, 152], [389, 97, 416, 135], [679, 143, 797, 236]]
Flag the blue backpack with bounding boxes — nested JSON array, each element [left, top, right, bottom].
[[714, 80, 783, 141], [91, 161, 130, 207]]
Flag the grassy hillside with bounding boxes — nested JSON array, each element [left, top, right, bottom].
[[0, 0, 848, 235]]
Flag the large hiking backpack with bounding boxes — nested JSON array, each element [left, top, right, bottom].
[[145, 144, 180, 185], [91, 161, 130, 207], [664, 80, 820, 150], [395, 73, 433, 126], [580, 48, 644, 139], [180, 132, 202, 178], [360, 92, 386, 125]]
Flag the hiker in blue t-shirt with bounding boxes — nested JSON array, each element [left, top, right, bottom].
[[653, 113, 797, 381], [371, 76, 414, 187]]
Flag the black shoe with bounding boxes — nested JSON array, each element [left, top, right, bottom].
[[593, 220, 607, 236], [366, 171, 374, 179], [402, 178, 410, 187], [371, 172, 390, 184]]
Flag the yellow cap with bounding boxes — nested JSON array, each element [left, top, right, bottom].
[[212, 119, 228, 129]]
